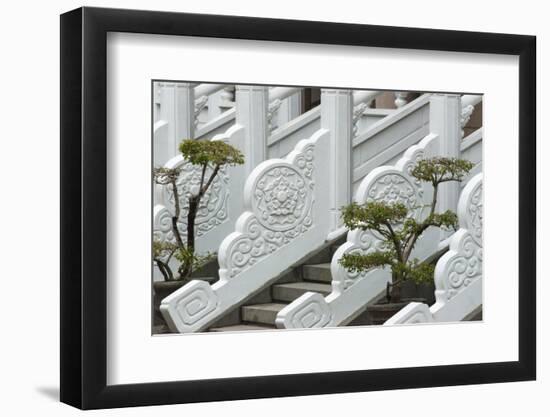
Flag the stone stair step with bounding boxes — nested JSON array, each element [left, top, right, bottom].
[[303, 246, 334, 265], [304, 243, 344, 264], [209, 324, 274, 332], [272, 281, 332, 303], [241, 303, 287, 325], [302, 263, 332, 283]]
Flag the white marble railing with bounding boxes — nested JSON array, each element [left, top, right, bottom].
[[198, 88, 384, 159], [384, 173, 483, 325], [276, 132, 441, 329], [154, 83, 285, 165], [153, 86, 305, 274], [267, 90, 384, 160], [161, 129, 332, 332], [195, 87, 304, 141], [153, 82, 232, 166], [154, 90, 480, 327], [156, 83, 389, 166], [152, 125, 247, 280], [194, 84, 234, 133], [351, 94, 431, 193], [276, 93, 476, 329], [153, 88, 394, 280]]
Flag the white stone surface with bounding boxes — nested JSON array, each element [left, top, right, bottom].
[[384, 302, 434, 325], [152, 125, 247, 280], [321, 88, 354, 231], [277, 131, 442, 329], [153, 82, 196, 166], [429, 94, 462, 234], [385, 173, 483, 325], [161, 128, 332, 332], [236, 85, 269, 174]]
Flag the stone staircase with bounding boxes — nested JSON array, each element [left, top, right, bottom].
[[208, 240, 343, 332], [154, 236, 441, 333]]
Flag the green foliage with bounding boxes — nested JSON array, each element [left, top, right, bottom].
[[153, 238, 217, 282], [405, 260, 435, 284], [179, 139, 245, 167], [153, 167, 181, 185], [342, 201, 408, 231], [425, 210, 459, 230], [411, 157, 474, 186], [174, 247, 216, 277], [340, 252, 434, 284], [153, 239, 177, 259], [152, 238, 179, 281], [338, 156, 473, 301], [340, 250, 395, 273]]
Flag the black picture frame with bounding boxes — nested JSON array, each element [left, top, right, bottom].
[[60, 6, 536, 410]]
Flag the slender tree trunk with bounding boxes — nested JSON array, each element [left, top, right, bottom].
[[155, 258, 174, 281], [179, 196, 199, 279], [389, 271, 402, 303], [171, 179, 185, 248], [178, 163, 219, 279], [187, 197, 198, 253], [390, 281, 402, 303]]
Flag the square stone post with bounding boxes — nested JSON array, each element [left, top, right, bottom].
[[429, 94, 461, 232], [321, 89, 354, 232], [158, 82, 195, 159], [235, 85, 269, 175]]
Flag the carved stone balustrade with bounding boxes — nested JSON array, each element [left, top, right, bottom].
[[152, 125, 247, 281], [276, 132, 441, 329], [160, 129, 332, 332], [385, 173, 483, 325]]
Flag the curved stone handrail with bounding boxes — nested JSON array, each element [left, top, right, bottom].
[[161, 129, 331, 333], [276, 132, 441, 329], [196, 87, 302, 143], [385, 173, 483, 325]]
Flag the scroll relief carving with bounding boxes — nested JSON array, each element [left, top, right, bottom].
[[277, 292, 332, 329], [194, 95, 209, 127], [222, 143, 315, 279], [279, 134, 438, 329], [154, 158, 230, 244], [464, 181, 483, 246], [334, 146, 428, 292], [267, 99, 282, 131], [435, 175, 483, 301]]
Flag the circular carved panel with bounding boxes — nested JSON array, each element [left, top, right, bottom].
[[366, 173, 418, 209], [252, 165, 312, 232], [162, 161, 230, 238]]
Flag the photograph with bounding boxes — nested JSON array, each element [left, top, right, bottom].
[[151, 82, 483, 334]]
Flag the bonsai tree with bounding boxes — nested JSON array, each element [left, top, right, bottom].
[[153, 139, 244, 281], [339, 157, 473, 303]]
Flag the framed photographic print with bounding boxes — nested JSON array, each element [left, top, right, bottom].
[[60, 6, 536, 409]]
